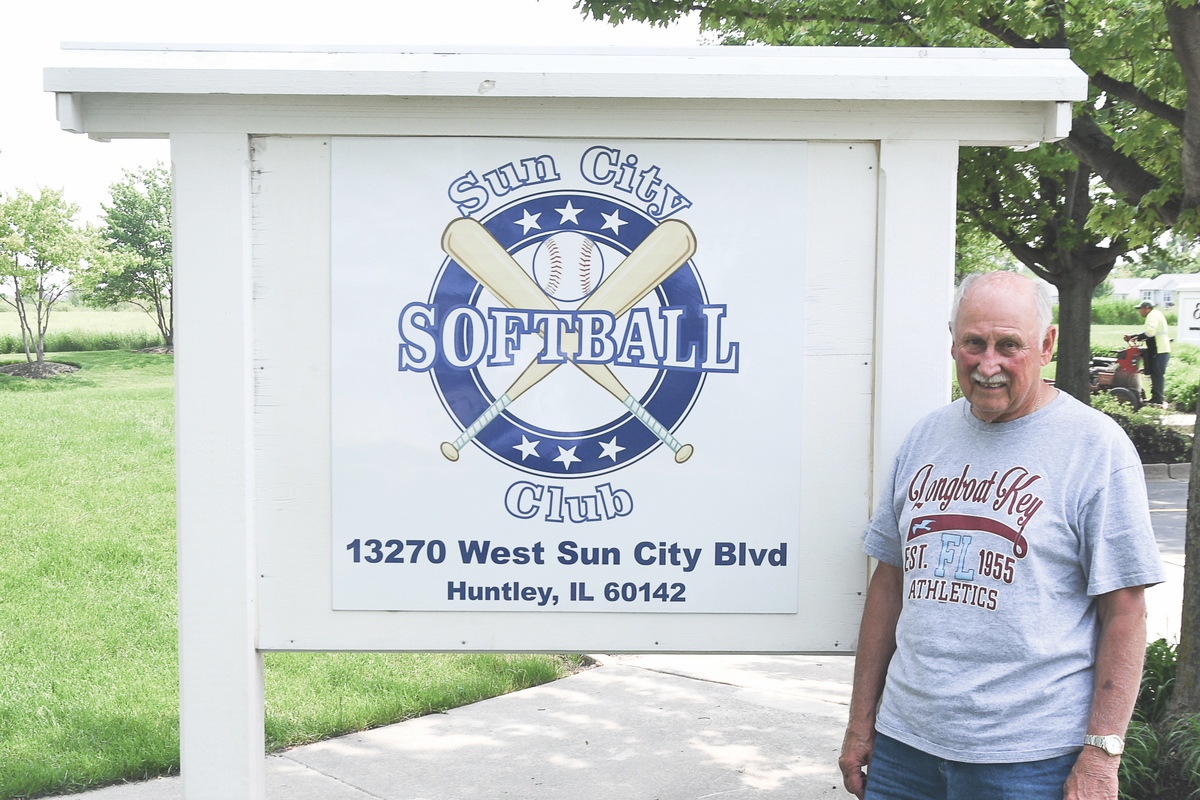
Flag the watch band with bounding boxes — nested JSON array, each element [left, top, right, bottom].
[[1083, 734, 1125, 755]]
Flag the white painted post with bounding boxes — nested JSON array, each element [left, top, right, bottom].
[[172, 132, 266, 798], [872, 139, 959, 506]]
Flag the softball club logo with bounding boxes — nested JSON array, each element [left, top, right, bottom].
[[396, 146, 740, 482]]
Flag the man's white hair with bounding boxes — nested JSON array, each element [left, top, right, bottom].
[[950, 272, 1053, 339]]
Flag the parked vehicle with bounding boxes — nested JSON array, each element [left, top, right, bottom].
[[1089, 345, 1145, 408]]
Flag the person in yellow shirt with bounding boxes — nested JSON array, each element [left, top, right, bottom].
[[1125, 300, 1171, 406]]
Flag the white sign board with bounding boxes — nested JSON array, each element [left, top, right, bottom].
[[1176, 286, 1200, 346], [331, 137, 806, 614]]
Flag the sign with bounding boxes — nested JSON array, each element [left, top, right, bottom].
[[1177, 286, 1200, 345], [331, 137, 806, 613]]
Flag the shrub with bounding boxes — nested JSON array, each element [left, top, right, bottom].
[[1165, 358, 1200, 412], [1173, 343, 1200, 367], [1119, 641, 1200, 800], [1120, 722, 1164, 800], [1092, 297, 1145, 325], [1136, 638, 1178, 724], [1093, 394, 1193, 464], [0, 331, 164, 355], [1168, 715, 1200, 797], [1116, 418, 1192, 464]]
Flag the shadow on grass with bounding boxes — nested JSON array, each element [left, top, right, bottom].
[[0, 363, 95, 392], [0, 351, 173, 392], [0, 377, 97, 392]]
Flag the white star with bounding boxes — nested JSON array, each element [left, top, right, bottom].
[[515, 209, 542, 234], [555, 200, 583, 225], [599, 209, 627, 235], [598, 437, 625, 462], [513, 435, 541, 461], [554, 446, 581, 470]]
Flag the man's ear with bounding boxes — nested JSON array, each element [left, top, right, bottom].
[[1041, 325, 1059, 366]]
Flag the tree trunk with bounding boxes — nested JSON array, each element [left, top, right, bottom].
[[1165, 0, 1200, 215], [1053, 273, 1095, 403], [165, 287, 173, 348], [1172, 398, 1200, 720], [35, 302, 47, 365], [154, 297, 171, 348]]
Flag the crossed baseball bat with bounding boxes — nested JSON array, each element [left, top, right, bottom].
[[439, 217, 698, 464]]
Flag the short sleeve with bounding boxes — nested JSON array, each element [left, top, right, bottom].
[[861, 455, 904, 568], [1077, 461, 1166, 596]]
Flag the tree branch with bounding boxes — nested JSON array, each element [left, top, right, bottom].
[[973, 216, 1048, 275], [974, 13, 1065, 49], [1091, 69, 1186, 127], [1166, 0, 1200, 214], [976, 8, 1182, 128], [1064, 114, 1180, 224]]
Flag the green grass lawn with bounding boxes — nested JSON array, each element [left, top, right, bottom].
[[1090, 324, 1138, 353], [0, 351, 577, 798]]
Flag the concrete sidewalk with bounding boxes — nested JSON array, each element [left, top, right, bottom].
[[72, 654, 853, 800], [1145, 472, 1187, 643], [67, 476, 1188, 800]]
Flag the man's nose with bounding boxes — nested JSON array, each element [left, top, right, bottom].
[[976, 346, 1003, 374]]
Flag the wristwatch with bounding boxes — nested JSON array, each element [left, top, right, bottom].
[[1083, 734, 1125, 756]]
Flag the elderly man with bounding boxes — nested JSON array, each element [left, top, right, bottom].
[[1125, 300, 1171, 407], [839, 272, 1165, 800]]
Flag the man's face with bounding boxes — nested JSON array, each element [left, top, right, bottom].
[[951, 279, 1056, 423], [1139, 306, 1151, 318]]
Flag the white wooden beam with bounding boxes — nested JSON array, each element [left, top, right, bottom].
[[872, 139, 958, 508], [173, 132, 265, 799], [59, 94, 1063, 145], [54, 92, 83, 133], [45, 44, 1088, 102]]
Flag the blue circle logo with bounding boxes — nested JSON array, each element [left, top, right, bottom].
[[427, 192, 710, 479]]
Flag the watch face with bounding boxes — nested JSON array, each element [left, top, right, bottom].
[[1087, 734, 1124, 755]]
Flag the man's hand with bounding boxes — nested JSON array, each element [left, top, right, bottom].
[[839, 724, 875, 799], [1065, 586, 1146, 799], [838, 562, 903, 797], [1063, 747, 1120, 800]]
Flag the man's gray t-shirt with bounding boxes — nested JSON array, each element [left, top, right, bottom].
[[862, 391, 1165, 763]]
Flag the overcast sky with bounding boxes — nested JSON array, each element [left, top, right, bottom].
[[1, 0, 700, 222]]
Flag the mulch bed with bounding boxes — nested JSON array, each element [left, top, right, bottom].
[[0, 361, 80, 379]]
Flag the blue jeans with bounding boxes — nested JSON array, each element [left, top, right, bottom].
[[1148, 352, 1170, 404], [864, 733, 1078, 800]]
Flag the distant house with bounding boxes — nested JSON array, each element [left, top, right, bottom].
[[1108, 273, 1200, 307], [1109, 278, 1146, 303]]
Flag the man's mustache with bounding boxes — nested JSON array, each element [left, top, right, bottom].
[[971, 370, 1009, 388]]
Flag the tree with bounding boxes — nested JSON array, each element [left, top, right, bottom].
[[578, 0, 1200, 719], [577, 0, 1199, 401], [1114, 233, 1200, 277], [0, 188, 92, 368], [85, 164, 173, 347], [954, 219, 1021, 281]]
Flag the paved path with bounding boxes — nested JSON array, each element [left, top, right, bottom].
[[1145, 474, 1187, 643], [69, 655, 854, 800]]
